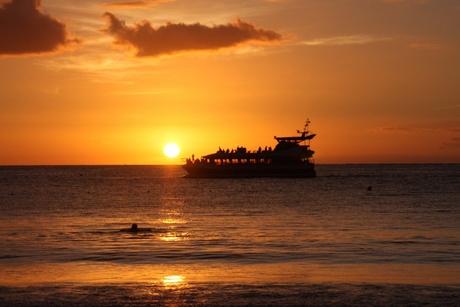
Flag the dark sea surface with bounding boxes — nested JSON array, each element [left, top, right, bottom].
[[0, 164, 459, 306]]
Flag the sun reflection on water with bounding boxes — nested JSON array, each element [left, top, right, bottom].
[[159, 213, 189, 241], [162, 275, 185, 285], [161, 218, 186, 224], [160, 232, 188, 242]]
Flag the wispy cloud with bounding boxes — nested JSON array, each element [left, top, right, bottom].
[[434, 104, 460, 110], [373, 124, 460, 135], [407, 42, 447, 50], [445, 127, 460, 133], [109, 89, 173, 95], [101, 0, 174, 9], [442, 137, 460, 148], [101, 12, 284, 57], [383, 0, 428, 3], [0, 0, 79, 57], [373, 126, 413, 133], [40, 87, 60, 95], [39, 51, 154, 84], [300, 35, 391, 47]]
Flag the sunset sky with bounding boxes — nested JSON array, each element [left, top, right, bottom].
[[1, 0, 459, 165]]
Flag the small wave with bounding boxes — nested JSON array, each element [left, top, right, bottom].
[[0, 255, 26, 259], [379, 240, 429, 245]]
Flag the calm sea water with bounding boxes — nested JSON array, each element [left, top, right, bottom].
[[0, 164, 459, 306]]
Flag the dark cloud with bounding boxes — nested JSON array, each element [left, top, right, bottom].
[[102, 12, 283, 57], [0, 0, 78, 56]]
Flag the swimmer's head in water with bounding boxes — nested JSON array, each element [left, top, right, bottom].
[[131, 223, 138, 230]]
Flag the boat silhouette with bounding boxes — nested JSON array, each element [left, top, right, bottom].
[[182, 120, 316, 178]]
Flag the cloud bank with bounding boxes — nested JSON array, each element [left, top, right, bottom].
[[0, 0, 77, 56], [102, 12, 283, 57]]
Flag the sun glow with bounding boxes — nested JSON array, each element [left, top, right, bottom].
[[163, 143, 180, 158]]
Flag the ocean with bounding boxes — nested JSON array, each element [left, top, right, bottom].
[[0, 164, 459, 306]]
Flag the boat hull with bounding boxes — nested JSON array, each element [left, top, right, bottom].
[[182, 163, 316, 178]]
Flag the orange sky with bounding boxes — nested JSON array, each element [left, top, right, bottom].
[[1, 0, 459, 165]]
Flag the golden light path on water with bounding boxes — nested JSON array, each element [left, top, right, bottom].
[[159, 225, 189, 241], [159, 208, 188, 241], [1, 262, 459, 286]]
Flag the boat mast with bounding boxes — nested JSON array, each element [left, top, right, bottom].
[[299, 119, 311, 147]]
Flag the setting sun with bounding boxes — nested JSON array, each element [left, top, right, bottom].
[[163, 143, 180, 158]]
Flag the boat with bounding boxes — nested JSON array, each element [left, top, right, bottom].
[[182, 120, 316, 178]]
